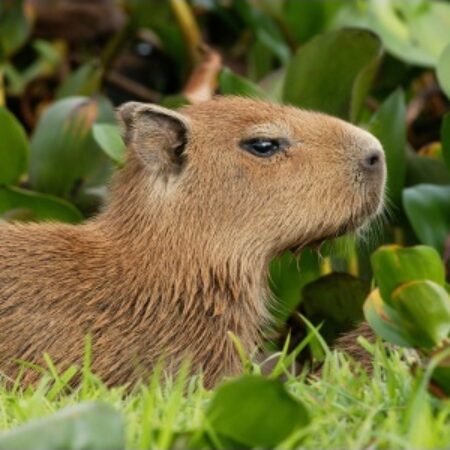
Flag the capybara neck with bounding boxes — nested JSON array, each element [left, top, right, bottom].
[[91, 157, 270, 385]]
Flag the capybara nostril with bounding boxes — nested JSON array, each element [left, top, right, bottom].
[[360, 149, 384, 172]]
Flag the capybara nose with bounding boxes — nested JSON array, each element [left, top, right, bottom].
[[360, 148, 384, 172]]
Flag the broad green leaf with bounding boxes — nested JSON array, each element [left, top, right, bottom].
[[432, 367, 450, 396], [302, 273, 369, 342], [369, 89, 406, 204], [248, 39, 274, 81], [391, 280, 450, 349], [0, 0, 31, 57], [281, 0, 340, 45], [403, 185, 450, 253], [92, 124, 125, 165], [371, 245, 445, 303], [350, 46, 382, 123], [219, 68, 267, 99], [405, 150, 450, 187], [29, 96, 115, 199], [403, 1, 450, 64], [259, 68, 286, 102], [0, 107, 29, 185], [57, 61, 103, 99], [207, 375, 309, 448], [283, 28, 382, 121], [441, 113, 450, 173], [0, 186, 83, 223], [437, 42, 450, 99], [159, 94, 189, 109], [269, 250, 320, 323], [364, 288, 413, 347], [366, 0, 439, 67], [234, 0, 290, 65], [335, 0, 450, 67], [432, 353, 450, 397], [0, 402, 124, 450]]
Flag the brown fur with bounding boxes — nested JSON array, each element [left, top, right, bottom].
[[334, 322, 376, 372], [0, 97, 385, 388]]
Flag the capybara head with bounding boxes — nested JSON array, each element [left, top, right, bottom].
[[117, 96, 385, 259]]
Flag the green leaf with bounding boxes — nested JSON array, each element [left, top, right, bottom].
[[432, 354, 450, 397], [364, 289, 414, 347], [0, 0, 31, 56], [405, 150, 450, 187], [441, 113, 450, 173], [371, 245, 445, 304], [302, 273, 369, 342], [29, 96, 115, 199], [391, 280, 450, 349], [369, 89, 406, 204], [0, 107, 29, 185], [56, 61, 103, 99], [403, 185, 450, 253], [269, 250, 320, 323], [234, 0, 290, 65], [248, 39, 274, 81], [0, 402, 124, 450], [364, 0, 437, 67], [0, 186, 83, 223], [336, 0, 450, 67], [219, 68, 267, 99], [207, 375, 309, 448], [281, 0, 339, 46], [259, 68, 286, 102], [437, 42, 450, 99], [159, 94, 189, 109], [403, 1, 450, 65], [92, 124, 125, 165], [283, 28, 382, 121]]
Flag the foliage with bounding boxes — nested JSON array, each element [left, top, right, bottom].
[[0, 342, 450, 449], [365, 245, 450, 395], [207, 375, 309, 447], [1, 0, 450, 446], [0, 403, 124, 450]]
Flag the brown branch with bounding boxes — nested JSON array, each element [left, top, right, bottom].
[[105, 71, 161, 103], [169, 0, 203, 65], [183, 46, 222, 104]]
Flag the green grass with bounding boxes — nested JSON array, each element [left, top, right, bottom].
[[1, 337, 450, 449]]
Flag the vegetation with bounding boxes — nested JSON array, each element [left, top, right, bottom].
[[0, 0, 450, 448], [1, 343, 450, 449]]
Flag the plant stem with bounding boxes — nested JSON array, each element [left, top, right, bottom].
[[0, 68, 5, 107], [101, 21, 134, 75], [321, 257, 332, 275], [394, 226, 405, 245], [169, 0, 202, 65]]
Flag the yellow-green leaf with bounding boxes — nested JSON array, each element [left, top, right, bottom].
[[391, 280, 450, 349], [0, 107, 29, 185], [371, 245, 445, 304], [364, 289, 413, 347], [0, 186, 83, 223]]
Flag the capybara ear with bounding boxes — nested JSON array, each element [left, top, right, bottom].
[[117, 102, 191, 174]]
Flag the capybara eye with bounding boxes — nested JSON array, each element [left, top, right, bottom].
[[240, 138, 287, 157]]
